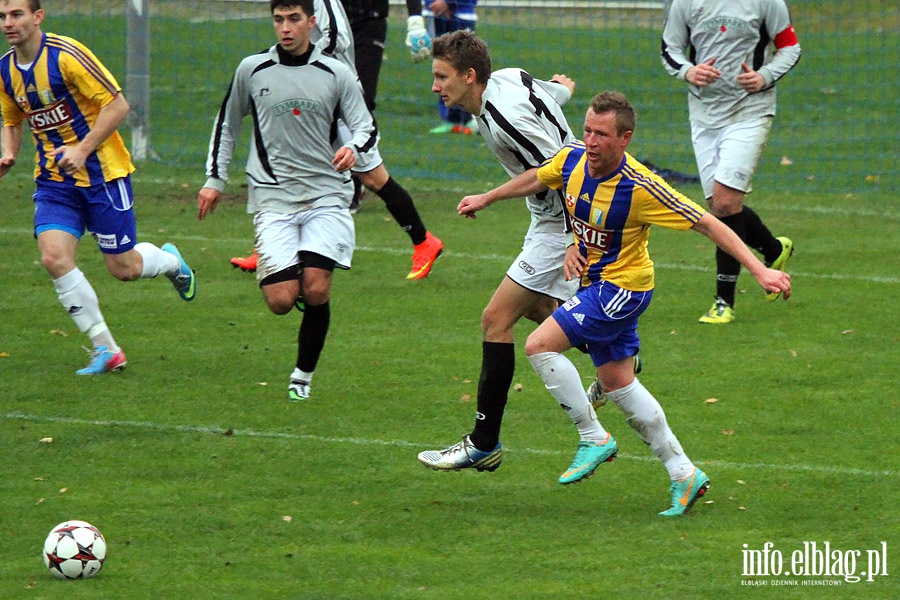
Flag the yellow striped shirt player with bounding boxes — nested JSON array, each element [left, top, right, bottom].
[[0, 32, 133, 186], [0, 0, 195, 376], [537, 143, 706, 292]]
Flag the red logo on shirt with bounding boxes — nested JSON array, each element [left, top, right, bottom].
[[721, 25, 727, 32], [27, 99, 74, 133]]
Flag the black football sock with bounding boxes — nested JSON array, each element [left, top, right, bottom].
[[742, 206, 783, 265], [296, 301, 330, 373], [469, 341, 516, 452], [715, 212, 746, 307], [374, 177, 427, 246]]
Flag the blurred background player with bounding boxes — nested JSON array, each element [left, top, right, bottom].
[[231, 0, 443, 280], [454, 91, 791, 514], [0, 0, 196, 375], [423, 0, 478, 134], [661, 0, 801, 324], [198, 0, 375, 401]]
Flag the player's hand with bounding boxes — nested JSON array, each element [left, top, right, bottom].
[[197, 187, 221, 221], [0, 155, 14, 179], [49, 145, 88, 175], [457, 193, 491, 218], [737, 62, 766, 93], [563, 244, 587, 281], [332, 146, 356, 172], [427, 1, 451, 18], [550, 74, 576, 94], [405, 16, 432, 63], [686, 58, 721, 87], [756, 267, 792, 300]]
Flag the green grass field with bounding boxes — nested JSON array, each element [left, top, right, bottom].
[[2, 2, 899, 597], [1, 162, 898, 598]]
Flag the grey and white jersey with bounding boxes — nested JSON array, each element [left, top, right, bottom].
[[476, 68, 575, 234], [204, 45, 376, 214], [661, 0, 801, 129]]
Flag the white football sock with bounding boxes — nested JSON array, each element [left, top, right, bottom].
[[291, 368, 314, 383], [607, 378, 694, 481], [528, 351, 608, 443], [53, 268, 117, 351], [135, 242, 179, 278]]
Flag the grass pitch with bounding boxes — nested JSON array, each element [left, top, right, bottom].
[[1, 163, 897, 598], [2, 3, 898, 597]]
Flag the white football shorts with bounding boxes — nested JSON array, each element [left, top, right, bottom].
[[506, 228, 580, 302], [253, 205, 355, 283], [691, 116, 773, 199]]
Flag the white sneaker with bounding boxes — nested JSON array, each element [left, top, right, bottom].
[[288, 379, 310, 401], [417, 435, 502, 472]]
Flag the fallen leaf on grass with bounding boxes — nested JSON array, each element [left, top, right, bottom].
[[705, 398, 719, 404]]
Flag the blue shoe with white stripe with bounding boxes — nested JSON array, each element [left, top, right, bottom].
[[161, 243, 196, 301]]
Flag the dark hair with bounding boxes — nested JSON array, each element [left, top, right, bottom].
[[432, 30, 491, 85], [589, 91, 636, 135], [270, 0, 314, 16]]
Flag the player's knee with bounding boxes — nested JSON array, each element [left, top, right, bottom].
[[40, 250, 74, 277]]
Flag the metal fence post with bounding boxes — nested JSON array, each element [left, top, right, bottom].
[[126, 0, 152, 160]]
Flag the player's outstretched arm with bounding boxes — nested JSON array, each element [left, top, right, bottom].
[[692, 213, 791, 299], [457, 168, 547, 218]]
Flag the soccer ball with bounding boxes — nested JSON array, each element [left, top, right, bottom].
[[43, 520, 107, 579]]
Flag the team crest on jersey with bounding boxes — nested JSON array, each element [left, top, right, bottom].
[[40, 89, 55, 105], [273, 98, 320, 117], [15, 95, 28, 110], [590, 207, 604, 225], [566, 193, 576, 208], [572, 219, 612, 253], [561, 296, 581, 312], [27, 99, 74, 133]]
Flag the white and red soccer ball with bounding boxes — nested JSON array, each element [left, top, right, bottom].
[[43, 520, 107, 579]]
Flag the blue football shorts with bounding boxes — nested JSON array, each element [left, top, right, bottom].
[[33, 176, 137, 254], [552, 280, 653, 367]]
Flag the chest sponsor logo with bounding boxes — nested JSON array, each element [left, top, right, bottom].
[[572, 219, 612, 253], [27, 99, 74, 133], [273, 98, 320, 117]]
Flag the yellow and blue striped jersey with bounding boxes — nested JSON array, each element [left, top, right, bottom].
[[537, 143, 706, 291], [0, 33, 133, 187]]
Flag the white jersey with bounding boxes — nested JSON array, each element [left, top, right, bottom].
[[476, 68, 575, 234], [311, 0, 356, 72], [204, 45, 376, 214], [661, 0, 801, 129]]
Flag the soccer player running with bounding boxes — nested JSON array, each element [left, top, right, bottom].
[[417, 30, 583, 474], [230, 0, 444, 281], [0, 0, 196, 375], [197, 0, 376, 401], [661, 0, 801, 324], [452, 91, 791, 515]]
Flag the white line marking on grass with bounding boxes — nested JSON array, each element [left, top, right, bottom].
[[1, 227, 897, 285], [4, 412, 896, 478]]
